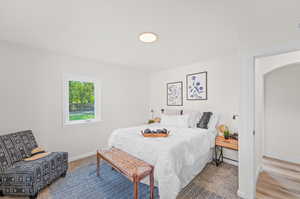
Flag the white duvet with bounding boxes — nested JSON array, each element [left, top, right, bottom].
[[108, 124, 216, 199]]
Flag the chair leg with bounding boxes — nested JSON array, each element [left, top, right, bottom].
[[29, 193, 38, 199], [61, 171, 67, 177], [150, 171, 154, 199]]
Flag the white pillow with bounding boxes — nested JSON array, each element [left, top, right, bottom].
[[208, 113, 220, 130], [161, 114, 189, 128], [185, 111, 202, 128]]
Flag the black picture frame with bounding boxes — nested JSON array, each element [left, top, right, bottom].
[[186, 71, 208, 100], [167, 81, 183, 106]]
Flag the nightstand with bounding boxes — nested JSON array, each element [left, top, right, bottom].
[[214, 136, 238, 166]]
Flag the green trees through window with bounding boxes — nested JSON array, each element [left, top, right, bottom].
[[68, 81, 95, 121]]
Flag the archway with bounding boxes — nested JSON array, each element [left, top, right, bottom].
[[255, 50, 300, 171], [254, 50, 300, 198]]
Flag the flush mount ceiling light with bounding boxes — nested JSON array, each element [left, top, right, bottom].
[[139, 32, 158, 43]]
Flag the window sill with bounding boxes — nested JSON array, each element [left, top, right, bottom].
[[63, 119, 102, 127]]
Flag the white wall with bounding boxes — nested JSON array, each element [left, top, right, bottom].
[[0, 41, 149, 161], [255, 50, 300, 171], [264, 63, 300, 163], [149, 55, 241, 162]]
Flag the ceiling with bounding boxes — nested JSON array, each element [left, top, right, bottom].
[[0, 0, 299, 71]]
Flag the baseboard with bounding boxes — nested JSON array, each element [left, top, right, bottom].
[[237, 189, 247, 199], [223, 158, 239, 166], [69, 151, 95, 162], [264, 153, 300, 165]]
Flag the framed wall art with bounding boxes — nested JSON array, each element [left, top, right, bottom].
[[186, 72, 207, 100], [167, 81, 183, 106]]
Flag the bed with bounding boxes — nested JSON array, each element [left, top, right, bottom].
[[108, 112, 218, 199]]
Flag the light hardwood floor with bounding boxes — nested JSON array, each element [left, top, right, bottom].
[[256, 156, 300, 199]]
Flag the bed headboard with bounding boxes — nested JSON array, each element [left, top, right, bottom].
[[161, 109, 183, 115]]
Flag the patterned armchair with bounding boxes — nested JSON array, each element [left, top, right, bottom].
[[0, 130, 68, 199]]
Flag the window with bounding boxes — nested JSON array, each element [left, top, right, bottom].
[[63, 75, 100, 125]]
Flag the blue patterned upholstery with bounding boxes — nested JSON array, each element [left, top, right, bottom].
[[0, 130, 68, 197]]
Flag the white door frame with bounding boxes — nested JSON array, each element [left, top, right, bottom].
[[239, 40, 300, 199]]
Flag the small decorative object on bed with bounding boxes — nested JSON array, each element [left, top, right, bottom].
[[167, 81, 183, 106], [186, 71, 207, 100], [141, 128, 169, 137]]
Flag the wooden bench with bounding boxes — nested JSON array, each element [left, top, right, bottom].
[[96, 147, 154, 199]]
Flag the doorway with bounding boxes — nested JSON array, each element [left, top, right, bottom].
[[254, 50, 300, 198]]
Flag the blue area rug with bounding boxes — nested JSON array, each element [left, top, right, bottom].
[[50, 162, 159, 199]]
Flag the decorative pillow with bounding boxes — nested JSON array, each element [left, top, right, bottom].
[[161, 114, 189, 128], [31, 147, 45, 156], [24, 152, 50, 161], [197, 112, 213, 129]]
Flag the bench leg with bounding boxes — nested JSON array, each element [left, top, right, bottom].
[[97, 152, 100, 177], [150, 171, 154, 199], [134, 180, 139, 199]]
